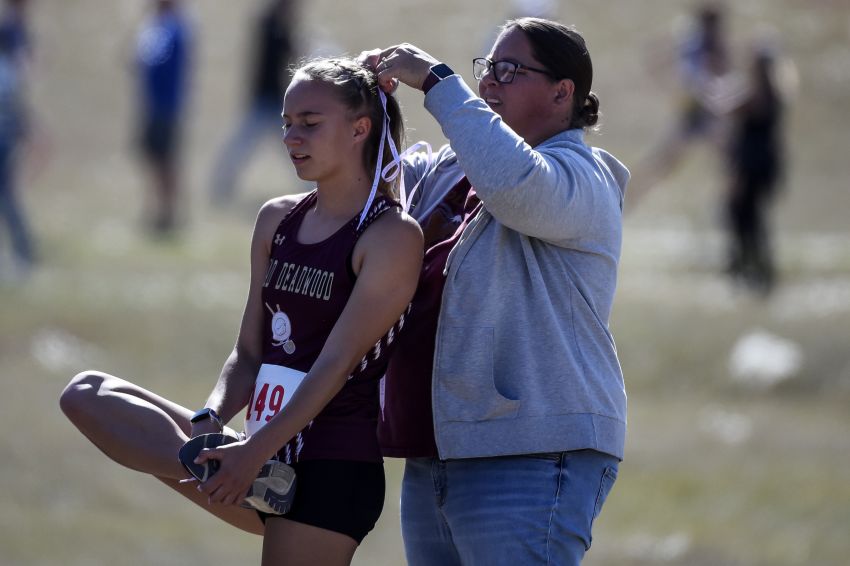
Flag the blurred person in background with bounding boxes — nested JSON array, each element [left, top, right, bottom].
[[509, 0, 557, 19], [0, 0, 36, 279], [479, 0, 557, 58], [61, 57, 422, 565], [134, 0, 192, 236], [365, 16, 628, 566], [629, 2, 736, 203], [210, 0, 299, 206], [724, 32, 788, 296]]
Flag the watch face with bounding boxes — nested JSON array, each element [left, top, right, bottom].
[[432, 63, 454, 79], [191, 408, 213, 423]]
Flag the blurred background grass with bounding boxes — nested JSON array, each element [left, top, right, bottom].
[[1, 0, 849, 564]]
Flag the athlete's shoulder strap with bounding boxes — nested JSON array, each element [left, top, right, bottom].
[[354, 195, 401, 237], [273, 190, 317, 235]]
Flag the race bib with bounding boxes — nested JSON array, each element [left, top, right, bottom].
[[244, 364, 307, 437]]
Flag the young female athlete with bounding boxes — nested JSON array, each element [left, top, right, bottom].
[[59, 57, 423, 566]]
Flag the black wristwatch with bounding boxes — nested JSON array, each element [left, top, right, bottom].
[[190, 407, 223, 431], [421, 63, 454, 94]]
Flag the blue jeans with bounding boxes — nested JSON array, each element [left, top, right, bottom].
[[0, 139, 35, 267], [401, 451, 619, 566]]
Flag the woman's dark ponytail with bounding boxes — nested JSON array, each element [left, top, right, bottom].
[[573, 91, 600, 129]]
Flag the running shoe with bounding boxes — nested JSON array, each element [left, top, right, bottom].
[[178, 433, 296, 515], [178, 432, 239, 482], [240, 459, 297, 515]]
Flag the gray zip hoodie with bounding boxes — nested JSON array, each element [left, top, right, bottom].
[[403, 75, 630, 461]]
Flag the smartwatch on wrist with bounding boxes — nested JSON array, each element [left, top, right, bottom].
[[421, 63, 454, 94], [190, 407, 223, 431]]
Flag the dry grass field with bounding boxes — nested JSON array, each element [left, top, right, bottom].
[[1, 1, 849, 564]]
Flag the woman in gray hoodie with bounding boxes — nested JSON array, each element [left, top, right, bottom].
[[365, 17, 629, 566]]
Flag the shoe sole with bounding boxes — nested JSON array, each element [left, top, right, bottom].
[[241, 461, 297, 515]]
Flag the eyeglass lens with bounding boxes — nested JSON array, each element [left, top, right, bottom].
[[473, 59, 517, 83]]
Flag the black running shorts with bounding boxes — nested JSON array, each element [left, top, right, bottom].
[[259, 459, 385, 544]]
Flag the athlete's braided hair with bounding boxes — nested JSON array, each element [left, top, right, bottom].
[[294, 57, 405, 197]]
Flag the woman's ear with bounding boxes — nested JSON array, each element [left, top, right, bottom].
[[353, 116, 372, 142], [553, 78, 576, 107]]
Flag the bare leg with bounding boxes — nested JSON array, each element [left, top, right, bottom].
[[261, 517, 358, 566], [59, 370, 263, 535]]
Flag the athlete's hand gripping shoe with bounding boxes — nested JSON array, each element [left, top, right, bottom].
[[178, 433, 297, 515], [178, 432, 239, 482]]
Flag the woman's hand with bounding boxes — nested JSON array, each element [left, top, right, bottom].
[[359, 43, 440, 94], [194, 439, 268, 506]]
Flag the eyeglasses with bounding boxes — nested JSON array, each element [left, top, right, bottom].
[[472, 57, 552, 84]]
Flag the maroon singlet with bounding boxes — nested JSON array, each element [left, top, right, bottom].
[[378, 177, 481, 458], [256, 190, 407, 464]]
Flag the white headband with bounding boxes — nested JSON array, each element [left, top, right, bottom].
[[357, 90, 433, 229]]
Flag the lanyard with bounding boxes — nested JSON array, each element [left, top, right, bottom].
[[357, 90, 434, 228]]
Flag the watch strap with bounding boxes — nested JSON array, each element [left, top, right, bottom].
[[190, 408, 223, 431], [422, 63, 454, 94]]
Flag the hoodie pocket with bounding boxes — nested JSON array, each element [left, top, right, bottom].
[[436, 326, 521, 421]]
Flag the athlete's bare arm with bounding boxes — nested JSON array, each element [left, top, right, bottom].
[[196, 193, 311, 434]]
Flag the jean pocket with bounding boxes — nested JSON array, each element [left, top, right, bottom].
[[592, 465, 618, 524]]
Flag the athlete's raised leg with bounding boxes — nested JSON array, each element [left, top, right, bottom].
[[59, 370, 264, 534]]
